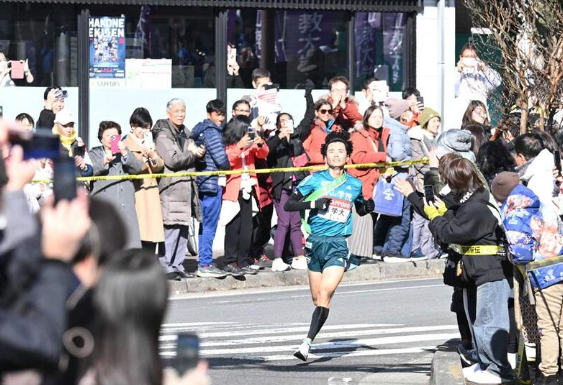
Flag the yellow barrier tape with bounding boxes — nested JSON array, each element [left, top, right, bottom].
[[32, 158, 429, 184]]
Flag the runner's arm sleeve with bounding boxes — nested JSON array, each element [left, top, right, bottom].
[[284, 190, 312, 212]]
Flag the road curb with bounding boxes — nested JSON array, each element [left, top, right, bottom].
[[169, 259, 445, 296], [430, 345, 465, 385]]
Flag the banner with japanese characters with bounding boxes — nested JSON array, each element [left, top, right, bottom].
[[89, 15, 126, 80]]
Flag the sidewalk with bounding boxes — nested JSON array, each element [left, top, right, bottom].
[[170, 253, 446, 295]]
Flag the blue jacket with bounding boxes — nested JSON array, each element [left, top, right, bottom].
[[501, 184, 563, 289], [385, 117, 411, 163], [192, 119, 230, 194]]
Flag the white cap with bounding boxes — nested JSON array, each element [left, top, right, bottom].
[[54, 110, 75, 125]]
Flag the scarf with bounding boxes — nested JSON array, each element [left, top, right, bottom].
[[52, 126, 77, 156]]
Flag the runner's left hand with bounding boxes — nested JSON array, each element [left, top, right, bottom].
[[364, 199, 375, 212]]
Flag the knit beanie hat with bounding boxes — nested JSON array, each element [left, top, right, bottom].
[[419, 107, 441, 129], [384, 98, 410, 119], [436, 129, 476, 163], [491, 172, 520, 202]]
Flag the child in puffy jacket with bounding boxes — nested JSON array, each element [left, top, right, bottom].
[[492, 172, 563, 385]]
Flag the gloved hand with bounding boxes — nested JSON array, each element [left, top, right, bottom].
[[304, 79, 315, 95], [312, 198, 332, 210], [435, 200, 447, 215], [424, 203, 445, 221], [364, 199, 375, 212]]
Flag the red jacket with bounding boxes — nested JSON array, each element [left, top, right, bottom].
[[349, 127, 390, 199], [328, 97, 363, 131], [223, 143, 269, 204], [303, 119, 342, 167]]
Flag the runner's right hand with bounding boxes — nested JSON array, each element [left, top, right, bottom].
[[312, 198, 332, 210]]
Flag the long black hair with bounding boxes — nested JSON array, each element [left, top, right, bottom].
[[477, 141, 516, 181], [223, 115, 252, 145], [90, 249, 168, 385]]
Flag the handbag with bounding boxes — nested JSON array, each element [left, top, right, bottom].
[[373, 178, 403, 217]]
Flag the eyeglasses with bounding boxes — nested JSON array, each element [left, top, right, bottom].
[[235, 109, 250, 114], [318, 109, 333, 114]]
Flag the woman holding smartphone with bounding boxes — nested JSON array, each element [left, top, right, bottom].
[[221, 115, 269, 276], [266, 85, 315, 271], [122, 108, 165, 252], [90, 121, 144, 249]]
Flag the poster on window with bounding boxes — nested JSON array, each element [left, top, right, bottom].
[[88, 16, 126, 80]]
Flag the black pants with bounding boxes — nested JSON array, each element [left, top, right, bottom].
[[250, 202, 273, 259], [224, 193, 253, 267]]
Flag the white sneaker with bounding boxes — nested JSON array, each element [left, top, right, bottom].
[[291, 257, 308, 270], [271, 258, 290, 272], [463, 363, 481, 378], [507, 353, 516, 370], [382, 256, 412, 263], [465, 368, 513, 384], [293, 340, 311, 361]]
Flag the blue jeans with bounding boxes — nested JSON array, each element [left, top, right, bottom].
[[198, 190, 222, 267], [473, 279, 513, 378]]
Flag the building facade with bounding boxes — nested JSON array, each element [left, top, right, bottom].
[[0, 0, 461, 144]]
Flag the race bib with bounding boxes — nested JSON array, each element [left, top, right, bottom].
[[317, 197, 351, 223]]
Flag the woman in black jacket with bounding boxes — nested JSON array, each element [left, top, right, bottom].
[[266, 87, 315, 272], [425, 157, 514, 384]]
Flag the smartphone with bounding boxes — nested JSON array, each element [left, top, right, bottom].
[[286, 120, 294, 134], [10, 61, 24, 79], [416, 96, 425, 106], [248, 127, 256, 141], [74, 144, 86, 159], [53, 157, 77, 204], [54, 89, 68, 99], [175, 333, 200, 376], [424, 185, 435, 205], [264, 83, 280, 92], [8, 129, 61, 160], [143, 132, 154, 149], [555, 150, 562, 174], [110, 134, 121, 155]]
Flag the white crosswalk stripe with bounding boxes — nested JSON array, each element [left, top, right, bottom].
[[160, 322, 459, 362]]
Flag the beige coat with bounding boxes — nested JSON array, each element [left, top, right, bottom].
[[123, 134, 165, 242]]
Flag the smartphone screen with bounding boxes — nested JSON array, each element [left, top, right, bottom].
[[10, 61, 24, 79], [424, 185, 435, 204], [110, 134, 121, 154], [175, 333, 200, 376], [9, 130, 61, 160], [53, 157, 77, 204]]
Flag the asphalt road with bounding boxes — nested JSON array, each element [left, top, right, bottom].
[[161, 278, 458, 385]]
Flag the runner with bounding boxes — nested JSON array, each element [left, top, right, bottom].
[[284, 131, 375, 361]]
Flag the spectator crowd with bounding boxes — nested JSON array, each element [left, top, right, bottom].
[[2, 41, 563, 385]]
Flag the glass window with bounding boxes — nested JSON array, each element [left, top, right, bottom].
[[0, 3, 79, 131], [0, 3, 79, 88], [226, 9, 348, 90], [88, 6, 217, 146], [354, 12, 407, 92], [274, 10, 348, 89], [89, 6, 215, 89]]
